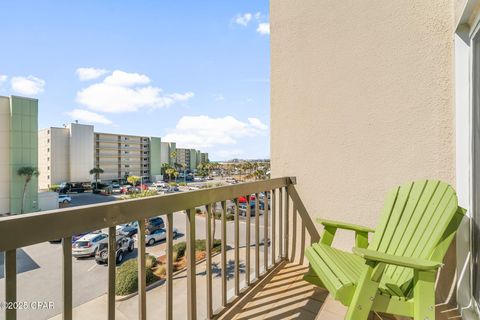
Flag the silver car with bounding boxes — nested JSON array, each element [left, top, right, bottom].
[[136, 228, 178, 246], [72, 233, 108, 258]]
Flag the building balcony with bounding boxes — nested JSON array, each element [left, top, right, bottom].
[[0, 178, 461, 320]]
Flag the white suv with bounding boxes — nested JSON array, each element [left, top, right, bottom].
[[72, 233, 108, 258]]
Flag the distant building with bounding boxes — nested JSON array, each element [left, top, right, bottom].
[[38, 123, 207, 188], [0, 96, 39, 214]]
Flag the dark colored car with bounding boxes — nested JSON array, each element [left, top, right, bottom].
[[118, 217, 165, 236], [95, 236, 134, 264], [59, 182, 87, 194]]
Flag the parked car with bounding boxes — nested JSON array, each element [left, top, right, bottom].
[[49, 232, 89, 244], [72, 233, 109, 258], [59, 182, 86, 194], [94, 236, 134, 264], [239, 203, 256, 216], [111, 183, 121, 194], [134, 227, 178, 246], [58, 194, 72, 204], [119, 216, 165, 236]]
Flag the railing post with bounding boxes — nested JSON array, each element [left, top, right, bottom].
[[205, 204, 213, 319], [271, 189, 276, 266], [279, 188, 283, 259], [166, 213, 174, 320], [245, 195, 251, 286], [290, 202, 297, 262], [186, 208, 197, 320], [137, 219, 146, 320], [62, 237, 72, 320], [234, 198, 240, 296], [284, 187, 290, 261], [5, 249, 16, 320], [263, 191, 268, 273], [255, 193, 260, 279], [221, 200, 227, 307], [107, 227, 116, 320]]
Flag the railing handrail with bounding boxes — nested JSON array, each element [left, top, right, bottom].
[[0, 177, 292, 252]]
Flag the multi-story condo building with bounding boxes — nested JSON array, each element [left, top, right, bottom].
[[200, 152, 209, 164], [39, 123, 208, 188], [94, 131, 151, 181], [160, 141, 176, 166], [0, 96, 39, 215], [175, 148, 207, 171]]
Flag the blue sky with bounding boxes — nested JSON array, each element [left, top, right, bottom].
[[0, 1, 270, 161]]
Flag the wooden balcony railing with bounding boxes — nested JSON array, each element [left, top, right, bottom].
[[0, 177, 319, 320]]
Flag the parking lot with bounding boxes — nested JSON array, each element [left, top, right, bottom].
[[0, 190, 270, 319]]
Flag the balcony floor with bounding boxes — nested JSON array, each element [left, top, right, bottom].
[[231, 263, 328, 320]]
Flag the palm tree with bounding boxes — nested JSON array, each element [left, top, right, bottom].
[[127, 176, 140, 193], [170, 151, 177, 166], [89, 167, 104, 190], [173, 171, 179, 182], [17, 166, 40, 214], [161, 163, 170, 175], [165, 168, 175, 183]]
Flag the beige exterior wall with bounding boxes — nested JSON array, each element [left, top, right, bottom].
[[271, 0, 456, 250], [0, 97, 10, 214], [69, 123, 94, 182], [39, 127, 70, 189]]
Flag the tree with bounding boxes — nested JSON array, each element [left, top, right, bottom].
[[127, 176, 140, 193], [170, 150, 177, 166], [161, 163, 170, 175], [17, 167, 40, 214], [89, 167, 104, 190], [173, 170, 179, 182], [165, 168, 175, 183]]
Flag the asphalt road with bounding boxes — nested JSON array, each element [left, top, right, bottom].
[[0, 193, 270, 320]]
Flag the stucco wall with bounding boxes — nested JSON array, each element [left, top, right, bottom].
[[271, 0, 456, 247], [68, 123, 94, 182]]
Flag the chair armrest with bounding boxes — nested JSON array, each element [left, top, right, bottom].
[[352, 247, 443, 271], [316, 218, 375, 233]]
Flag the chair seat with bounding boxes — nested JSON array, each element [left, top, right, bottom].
[[304, 243, 406, 305]]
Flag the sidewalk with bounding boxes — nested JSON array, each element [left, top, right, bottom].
[[49, 246, 267, 319]]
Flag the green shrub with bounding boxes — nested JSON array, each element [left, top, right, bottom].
[[178, 182, 187, 186], [168, 182, 178, 186], [172, 242, 187, 259], [172, 239, 222, 260], [115, 255, 159, 296], [49, 184, 60, 192]]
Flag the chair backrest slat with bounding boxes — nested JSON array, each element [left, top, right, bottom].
[[368, 180, 462, 294]]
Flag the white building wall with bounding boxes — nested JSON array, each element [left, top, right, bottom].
[[50, 127, 70, 185], [0, 97, 10, 215], [160, 142, 172, 164], [38, 129, 49, 189], [68, 123, 94, 182]]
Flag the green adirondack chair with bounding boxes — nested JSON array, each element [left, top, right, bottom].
[[304, 180, 466, 320]]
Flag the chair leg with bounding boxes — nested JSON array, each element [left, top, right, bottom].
[[345, 263, 380, 320], [413, 270, 436, 320]]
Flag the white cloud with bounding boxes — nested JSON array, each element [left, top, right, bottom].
[[11, 76, 45, 96], [76, 70, 194, 113], [0, 75, 7, 84], [76, 67, 109, 81], [235, 13, 253, 26], [248, 117, 268, 130], [67, 109, 112, 125], [163, 115, 268, 149], [103, 70, 150, 86], [256, 23, 270, 35]]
